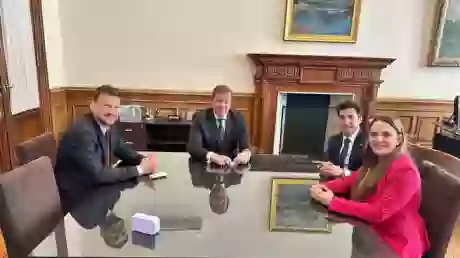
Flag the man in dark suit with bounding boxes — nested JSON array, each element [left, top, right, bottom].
[[319, 100, 365, 177], [55, 85, 156, 202], [187, 85, 251, 166]]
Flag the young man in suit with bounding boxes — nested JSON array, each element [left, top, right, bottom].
[[319, 100, 365, 177], [55, 85, 156, 204], [187, 85, 251, 166]]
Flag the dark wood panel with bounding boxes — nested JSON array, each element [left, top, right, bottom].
[[52, 87, 254, 142], [376, 98, 452, 147], [12, 108, 44, 144], [50, 87, 454, 151]]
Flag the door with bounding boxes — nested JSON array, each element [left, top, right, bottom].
[[0, 28, 12, 173], [281, 94, 330, 159]]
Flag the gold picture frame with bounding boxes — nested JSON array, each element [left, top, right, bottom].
[[283, 0, 362, 43], [269, 176, 331, 233], [427, 0, 460, 67]]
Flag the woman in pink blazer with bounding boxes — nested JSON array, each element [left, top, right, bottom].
[[311, 116, 430, 258]]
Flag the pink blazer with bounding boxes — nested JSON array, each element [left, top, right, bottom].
[[325, 154, 430, 258]]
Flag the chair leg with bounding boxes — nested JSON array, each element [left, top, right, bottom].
[[54, 220, 68, 257]]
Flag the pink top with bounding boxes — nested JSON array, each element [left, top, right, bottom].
[[325, 154, 430, 258]]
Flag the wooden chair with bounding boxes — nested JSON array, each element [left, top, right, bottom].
[[0, 157, 63, 257], [409, 143, 460, 179], [15, 132, 57, 167], [409, 144, 460, 258]]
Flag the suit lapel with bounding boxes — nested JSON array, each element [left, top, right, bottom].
[[87, 114, 109, 165], [350, 131, 365, 163], [331, 134, 342, 163], [205, 110, 220, 143], [224, 111, 233, 140]]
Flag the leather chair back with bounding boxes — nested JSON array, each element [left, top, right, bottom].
[[15, 132, 57, 167], [409, 144, 460, 258], [409, 143, 460, 179], [0, 157, 62, 257]]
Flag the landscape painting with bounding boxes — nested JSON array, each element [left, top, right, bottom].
[[283, 0, 362, 43], [269, 177, 331, 233], [429, 0, 460, 66]]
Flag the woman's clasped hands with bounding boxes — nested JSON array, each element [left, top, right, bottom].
[[310, 183, 335, 206]]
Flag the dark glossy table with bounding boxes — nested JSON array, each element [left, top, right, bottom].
[[32, 152, 396, 258]]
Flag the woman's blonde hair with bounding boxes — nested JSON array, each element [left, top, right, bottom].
[[350, 115, 407, 200]]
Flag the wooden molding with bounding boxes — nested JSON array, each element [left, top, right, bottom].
[[247, 53, 395, 153], [50, 87, 453, 151], [30, 0, 52, 132]]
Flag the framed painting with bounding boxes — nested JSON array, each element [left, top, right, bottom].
[[428, 0, 460, 66], [283, 0, 362, 43], [269, 176, 332, 233]]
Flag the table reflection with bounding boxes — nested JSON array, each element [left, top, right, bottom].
[[69, 181, 137, 249], [33, 152, 397, 258], [188, 160, 248, 214]]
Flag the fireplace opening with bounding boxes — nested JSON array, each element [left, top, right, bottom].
[[273, 92, 354, 159]]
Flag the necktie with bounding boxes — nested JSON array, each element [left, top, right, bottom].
[[105, 130, 111, 168], [217, 118, 225, 140], [339, 138, 351, 168]]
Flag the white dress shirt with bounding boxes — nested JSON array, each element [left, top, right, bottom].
[[215, 113, 227, 131], [206, 113, 228, 162], [340, 128, 360, 176]]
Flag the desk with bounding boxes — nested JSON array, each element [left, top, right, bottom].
[[433, 130, 460, 159], [33, 152, 396, 258], [118, 119, 191, 152]]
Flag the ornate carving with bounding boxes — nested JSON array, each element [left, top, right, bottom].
[[265, 66, 299, 79], [337, 68, 378, 81]]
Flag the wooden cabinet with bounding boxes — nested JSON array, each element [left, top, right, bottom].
[[117, 122, 148, 151], [117, 120, 191, 152]]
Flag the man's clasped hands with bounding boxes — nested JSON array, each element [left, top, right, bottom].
[[208, 149, 251, 166]]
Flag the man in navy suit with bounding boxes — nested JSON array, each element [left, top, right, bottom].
[[55, 85, 156, 205], [319, 100, 365, 178], [187, 85, 251, 166]]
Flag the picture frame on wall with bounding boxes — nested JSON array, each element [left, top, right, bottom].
[[283, 0, 362, 43], [428, 0, 460, 67]]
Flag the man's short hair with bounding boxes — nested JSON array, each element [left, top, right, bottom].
[[212, 85, 233, 98], [336, 100, 361, 116], [93, 84, 120, 101]]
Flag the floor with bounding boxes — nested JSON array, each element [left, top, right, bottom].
[[447, 220, 460, 258]]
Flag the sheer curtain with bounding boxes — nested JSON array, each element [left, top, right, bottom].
[[0, 0, 40, 114]]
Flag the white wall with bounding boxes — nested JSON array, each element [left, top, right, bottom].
[[41, 0, 65, 86], [42, 0, 460, 99]]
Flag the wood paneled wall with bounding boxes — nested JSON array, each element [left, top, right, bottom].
[[50, 87, 453, 149], [375, 99, 452, 147], [12, 108, 45, 145]]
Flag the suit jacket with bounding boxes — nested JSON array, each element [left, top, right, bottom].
[[187, 108, 250, 161], [325, 154, 430, 258], [326, 131, 365, 172], [55, 113, 143, 202]]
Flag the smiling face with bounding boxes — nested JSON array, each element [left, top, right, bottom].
[[369, 120, 402, 156], [338, 108, 362, 136], [212, 92, 232, 117], [90, 93, 120, 126]]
